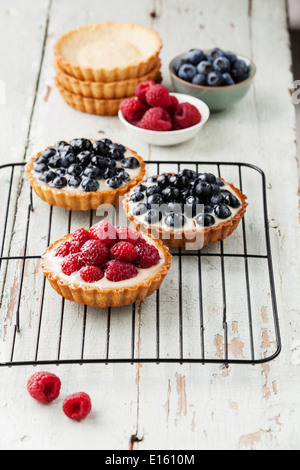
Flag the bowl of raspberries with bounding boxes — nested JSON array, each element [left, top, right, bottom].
[[169, 48, 256, 112], [118, 81, 210, 146]]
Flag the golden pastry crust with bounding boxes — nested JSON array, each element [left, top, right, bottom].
[[25, 143, 146, 211], [123, 176, 248, 248], [55, 79, 126, 115], [54, 22, 163, 83], [54, 58, 162, 99], [41, 233, 172, 308]]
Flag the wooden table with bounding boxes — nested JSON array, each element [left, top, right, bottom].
[[0, 0, 299, 451]]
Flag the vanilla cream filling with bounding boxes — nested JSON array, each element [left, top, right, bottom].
[[43, 234, 165, 289], [128, 181, 242, 231], [32, 150, 141, 194]]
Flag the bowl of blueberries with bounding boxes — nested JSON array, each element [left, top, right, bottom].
[[169, 47, 256, 112]]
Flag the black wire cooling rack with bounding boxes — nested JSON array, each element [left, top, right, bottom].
[[0, 160, 281, 366]]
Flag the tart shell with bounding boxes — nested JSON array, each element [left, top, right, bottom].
[[54, 22, 163, 83], [25, 144, 146, 211], [41, 233, 172, 308], [55, 79, 126, 115], [54, 59, 162, 99], [123, 177, 248, 248]]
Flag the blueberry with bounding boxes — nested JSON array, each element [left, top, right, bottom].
[[91, 155, 108, 169], [207, 47, 224, 63], [147, 193, 164, 206], [81, 178, 99, 192], [196, 60, 214, 75], [181, 188, 191, 200], [144, 209, 162, 224], [83, 165, 101, 179], [198, 173, 216, 183], [134, 184, 147, 193], [34, 162, 48, 173], [132, 203, 148, 216], [67, 163, 83, 176], [121, 157, 140, 169], [162, 201, 183, 215], [53, 176, 67, 189], [185, 49, 206, 65], [207, 71, 224, 87], [61, 152, 77, 168], [178, 169, 198, 180], [77, 151, 92, 167], [193, 181, 212, 199], [165, 213, 186, 228], [157, 174, 170, 188], [68, 176, 81, 187], [130, 191, 145, 203], [101, 138, 112, 146], [103, 168, 117, 179], [41, 148, 57, 159], [222, 73, 235, 86], [204, 204, 213, 213], [55, 168, 67, 177], [169, 175, 189, 190], [231, 59, 249, 83], [216, 178, 225, 187], [210, 183, 221, 194], [224, 51, 237, 64], [111, 143, 126, 154], [146, 176, 158, 183], [174, 58, 187, 75], [39, 170, 56, 183], [117, 170, 130, 182], [109, 148, 124, 161], [70, 138, 93, 154], [196, 213, 215, 227], [214, 204, 232, 219], [210, 194, 224, 205], [92, 140, 110, 156], [48, 156, 62, 168], [161, 187, 181, 202], [104, 157, 117, 169], [213, 56, 231, 73], [54, 140, 68, 151], [146, 185, 161, 197], [107, 176, 123, 189], [223, 193, 240, 208], [184, 195, 201, 217], [192, 73, 207, 86], [178, 63, 197, 82]]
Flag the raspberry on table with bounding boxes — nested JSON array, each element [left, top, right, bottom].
[[80, 265, 104, 283], [55, 241, 71, 257], [138, 107, 172, 131], [61, 253, 84, 275], [173, 102, 202, 129], [69, 228, 90, 253], [80, 239, 109, 266], [116, 226, 145, 245], [89, 221, 117, 247], [105, 259, 138, 282], [135, 80, 156, 104], [120, 97, 148, 123], [27, 371, 61, 404], [134, 243, 161, 268], [110, 241, 138, 262], [62, 392, 92, 421], [145, 84, 172, 108]]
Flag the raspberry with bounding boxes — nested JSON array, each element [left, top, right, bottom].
[[27, 371, 61, 404], [166, 95, 179, 116], [145, 84, 172, 108], [173, 102, 201, 129], [110, 241, 138, 262], [69, 228, 90, 254], [80, 239, 109, 266], [105, 259, 138, 282], [135, 80, 156, 104], [55, 241, 71, 257], [90, 221, 117, 247], [62, 392, 92, 421], [61, 253, 84, 275], [134, 243, 161, 268], [116, 226, 145, 245], [138, 107, 172, 131], [80, 265, 104, 283], [120, 97, 148, 123]]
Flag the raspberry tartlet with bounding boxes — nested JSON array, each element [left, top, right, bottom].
[[25, 138, 146, 210], [123, 170, 248, 248], [41, 221, 172, 308]]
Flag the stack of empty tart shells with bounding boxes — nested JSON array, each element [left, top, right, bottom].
[[54, 22, 163, 116]]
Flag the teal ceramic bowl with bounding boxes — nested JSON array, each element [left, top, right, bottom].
[[169, 52, 256, 112]]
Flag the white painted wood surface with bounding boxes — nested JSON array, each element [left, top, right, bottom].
[[0, 0, 299, 450]]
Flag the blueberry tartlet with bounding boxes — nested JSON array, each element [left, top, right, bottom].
[[123, 170, 247, 248], [41, 221, 172, 308], [25, 138, 146, 210]]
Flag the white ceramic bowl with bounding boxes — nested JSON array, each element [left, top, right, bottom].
[[118, 92, 210, 146]]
